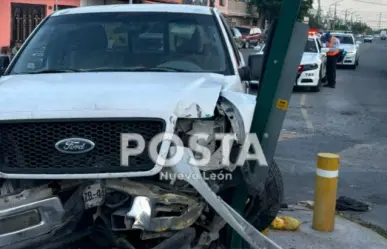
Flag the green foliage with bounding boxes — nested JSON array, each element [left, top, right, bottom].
[[307, 14, 323, 29], [335, 24, 349, 31], [251, 0, 313, 22], [350, 21, 372, 34]]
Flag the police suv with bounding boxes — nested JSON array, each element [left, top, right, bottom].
[[253, 34, 327, 92]]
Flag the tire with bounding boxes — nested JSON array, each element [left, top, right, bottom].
[[311, 72, 321, 92], [311, 83, 321, 92], [350, 64, 357, 70], [244, 160, 284, 231]]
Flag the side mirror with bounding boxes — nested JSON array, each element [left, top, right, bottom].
[[356, 41, 362, 45], [247, 53, 264, 83], [238, 66, 251, 82], [320, 47, 329, 53]]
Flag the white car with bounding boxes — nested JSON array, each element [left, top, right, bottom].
[[331, 32, 360, 69], [364, 35, 373, 43], [252, 35, 327, 92], [0, 4, 283, 249]]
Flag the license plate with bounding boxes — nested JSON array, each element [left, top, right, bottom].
[[83, 182, 105, 209]]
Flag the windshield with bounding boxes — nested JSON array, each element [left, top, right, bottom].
[[9, 12, 231, 75], [334, 35, 354, 44], [304, 39, 318, 53], [236, 27, 250, 35]]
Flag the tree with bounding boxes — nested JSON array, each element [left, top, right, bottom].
[[308, 14, 323, 29], [350, 21, 373, 34], [251, 0, 313, 28]]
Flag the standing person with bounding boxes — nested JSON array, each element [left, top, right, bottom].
[[323, 32, 340, 88]]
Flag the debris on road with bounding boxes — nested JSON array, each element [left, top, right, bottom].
[[270, 216, 301, 231], [336, 196, 371, 212]]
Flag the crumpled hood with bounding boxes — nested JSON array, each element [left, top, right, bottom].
[[339, 44, 356, 52], [300, 52, 319, 65], [0, 72, 224, 120]]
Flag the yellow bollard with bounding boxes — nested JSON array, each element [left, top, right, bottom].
[[312, 153, 340, 232]]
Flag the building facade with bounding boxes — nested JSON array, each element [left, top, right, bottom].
[[0, 0, 80, 49], [0, 0, 257, 49], [226, 0, 258, 27]]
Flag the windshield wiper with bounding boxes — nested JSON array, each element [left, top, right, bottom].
[[26, 69, 83, 74], [82, 66, 192, 72]]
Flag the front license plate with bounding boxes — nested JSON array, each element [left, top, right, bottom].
[[83, 182, 105, 209]]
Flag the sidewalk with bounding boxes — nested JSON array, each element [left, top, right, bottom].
[[268, 205, 387, 249]]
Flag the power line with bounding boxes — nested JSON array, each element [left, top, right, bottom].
[[320, 7, 387, 14], [351, 0, 387, 5]]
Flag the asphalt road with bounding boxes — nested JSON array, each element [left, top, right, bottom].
[[241, 39, 387, 233]]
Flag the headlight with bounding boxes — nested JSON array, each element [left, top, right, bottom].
[[301, 63, 318, 71]]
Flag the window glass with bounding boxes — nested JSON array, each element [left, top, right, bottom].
[[10, 12, 231, 75], [334, 35, 354, 44], [304, 38, 318, 53], [236, 27, 250, 35]]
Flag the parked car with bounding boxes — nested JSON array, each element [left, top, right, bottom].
[[252, 34, 327, 92], [235, 25, 263, 48], [230, 27, 243, 49]]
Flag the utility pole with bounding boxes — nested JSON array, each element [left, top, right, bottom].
[[344, 10, 348, 23], [378, 12, 382, 30], [317, 0, 322, 25], [333, 4, 337, 30], [329, 0, 343, 30]]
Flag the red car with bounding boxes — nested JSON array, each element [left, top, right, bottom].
[[235, 25, 263, 48]]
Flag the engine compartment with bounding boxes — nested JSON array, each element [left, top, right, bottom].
[[0, 177, 230, 249]]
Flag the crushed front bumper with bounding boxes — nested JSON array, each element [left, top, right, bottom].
[[0, 187, 66, 249], [170, 147, 282, 249]]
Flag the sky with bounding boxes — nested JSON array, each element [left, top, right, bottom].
[[312, 0, 387, 29]]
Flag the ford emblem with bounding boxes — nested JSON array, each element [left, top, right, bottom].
[[55, 138, 95, 154]]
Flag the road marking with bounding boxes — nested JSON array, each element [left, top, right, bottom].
[[300, 94, 314, 131]]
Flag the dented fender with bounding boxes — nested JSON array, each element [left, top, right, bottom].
[[219, 91, 256, 144]]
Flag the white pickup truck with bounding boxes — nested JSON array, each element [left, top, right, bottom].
[[0, 4, 283, 249]]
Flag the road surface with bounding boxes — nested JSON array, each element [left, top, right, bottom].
[[241, 39, 387, 233]]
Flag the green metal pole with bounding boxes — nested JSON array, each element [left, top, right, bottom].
[[251, 0, 302, 145], [230, 0, 302, 248]]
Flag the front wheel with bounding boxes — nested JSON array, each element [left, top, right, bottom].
[[244, 160, 284, 231]]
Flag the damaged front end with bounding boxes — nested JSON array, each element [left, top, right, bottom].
[[0, 96, 280, 249]]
